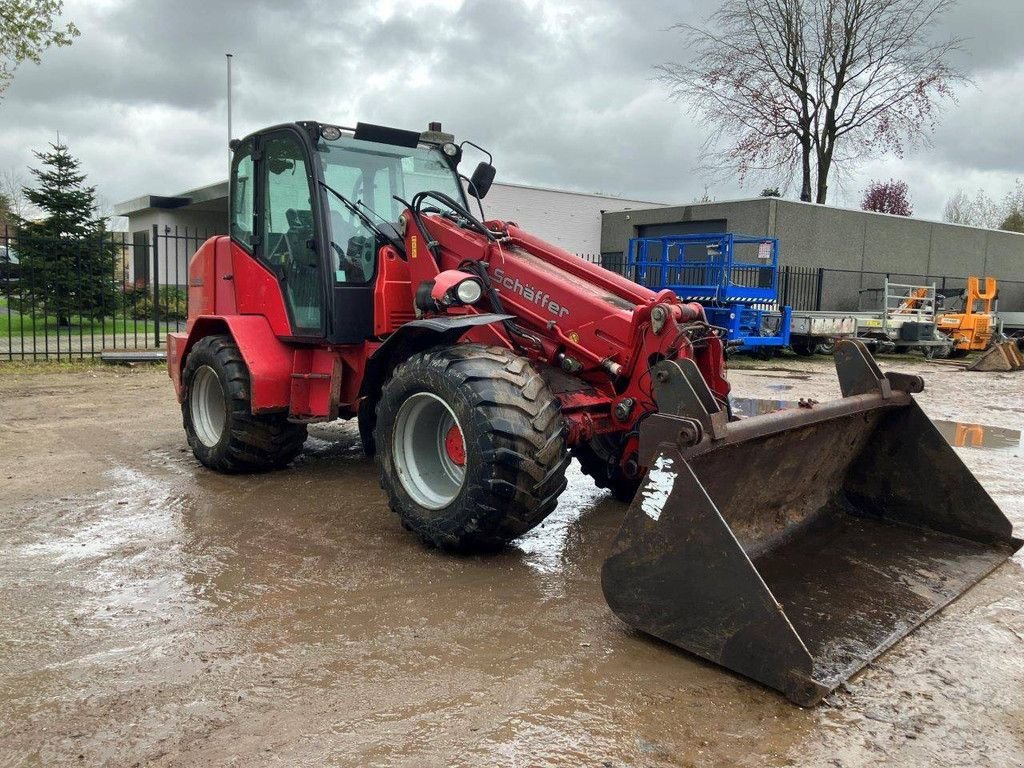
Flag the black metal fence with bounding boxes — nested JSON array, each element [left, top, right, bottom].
[[1, 225, 212, 361], [4, 237, 1023, 362], [818, 268, 1024, 313], [580, 254, 1024, 314]]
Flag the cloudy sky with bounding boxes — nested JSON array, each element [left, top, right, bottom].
[[1, 0, 1022, 220]]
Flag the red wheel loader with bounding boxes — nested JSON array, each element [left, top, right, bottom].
[[168, 120, 1020, 706]]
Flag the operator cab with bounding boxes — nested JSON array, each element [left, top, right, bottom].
[[229, 120, 493, 344]]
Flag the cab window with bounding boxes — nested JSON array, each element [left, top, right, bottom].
[[230, 140, 255, 249], [261, 133, 323, 333]]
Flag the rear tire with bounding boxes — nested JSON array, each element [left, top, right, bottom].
[[574, 434, 641, 502], [182, 335, 307, 473], [374, 344, 569, 551]]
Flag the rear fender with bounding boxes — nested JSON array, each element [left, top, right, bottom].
[[169, 315, 293, 413]]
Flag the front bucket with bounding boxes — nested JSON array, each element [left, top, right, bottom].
[[601, 341, 1021, 706], [968, 341, 1024, 371]]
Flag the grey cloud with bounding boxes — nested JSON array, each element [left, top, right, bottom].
[[0, 0, 1020, 221]]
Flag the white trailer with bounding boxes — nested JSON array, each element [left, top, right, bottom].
[[787, 311, 859, 355], [848, 280, 953, 358]]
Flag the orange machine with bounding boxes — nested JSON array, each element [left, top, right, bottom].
[[937, 276, 997, 356]]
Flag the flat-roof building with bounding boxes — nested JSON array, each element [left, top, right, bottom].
[[600, 198, 1024, 310]]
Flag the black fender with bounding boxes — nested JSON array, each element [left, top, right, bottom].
[[357, 313, 512, 455]]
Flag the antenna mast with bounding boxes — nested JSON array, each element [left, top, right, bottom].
[[226, 53, 233, 235]]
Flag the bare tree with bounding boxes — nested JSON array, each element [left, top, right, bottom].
[[657, 0, 964, 204], [944, 188, 1002, 229], [1, 169, 35, 220]]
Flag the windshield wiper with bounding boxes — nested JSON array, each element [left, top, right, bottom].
[[319, 180, 404, 253], [356, 199, 400, 236]]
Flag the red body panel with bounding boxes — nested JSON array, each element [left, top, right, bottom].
[[170, 237, 378, 420], [374, 246, 415, 335], [187, 239, 216, 318], [228, 241, 291, 337], [170, 209, 730, 475], [172, 238, 289, 407], [168, 313, 292, 411], [220, 315, 294, 412]]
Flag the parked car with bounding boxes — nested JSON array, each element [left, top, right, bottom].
[[0, 244, 19, 281]]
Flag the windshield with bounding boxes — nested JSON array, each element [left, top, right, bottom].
[[317, 136, 465, 223], [316, 135, 467, 285]]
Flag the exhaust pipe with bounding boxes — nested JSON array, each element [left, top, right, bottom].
[[602, 340, 1021, 706]]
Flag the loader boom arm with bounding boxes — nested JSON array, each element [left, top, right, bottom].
[[396, 210, 730, 447]]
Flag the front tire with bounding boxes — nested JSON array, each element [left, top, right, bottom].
[[374, 344, 569, 551], [182, 335, 307, 472]]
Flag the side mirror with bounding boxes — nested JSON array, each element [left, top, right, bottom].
[[468, 161, 496, 200]]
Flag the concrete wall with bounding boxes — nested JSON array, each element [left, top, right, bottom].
[[600, 198, 1024, 310], [124, 182, 667, 283], [127, 209, 225, 286], [601, 199, 772, 262], [480, 182, 665, 254]]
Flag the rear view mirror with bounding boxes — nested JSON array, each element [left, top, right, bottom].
[[468, 162, 496, 199], [268, 157, 295, 175]]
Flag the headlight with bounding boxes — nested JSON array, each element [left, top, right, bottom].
[[455, 279, 483, 305], [442, 142, 459, 157], [320, 125, 342, 141]]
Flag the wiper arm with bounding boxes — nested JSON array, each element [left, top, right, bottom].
[[356, 199, 400, 235], [319, 180, 404, 252]]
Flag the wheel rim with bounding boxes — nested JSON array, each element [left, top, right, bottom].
[[190, 365, 227, 448], [393, 392, 466, 510]]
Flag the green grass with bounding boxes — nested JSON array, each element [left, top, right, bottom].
[[0, 311, 161, 337], [0, 295, 180, 341]]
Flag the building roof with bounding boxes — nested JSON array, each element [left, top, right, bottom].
[[114, 179, 667, 217], [602, 194, 1024, 234], [114, 180, 228, 216]]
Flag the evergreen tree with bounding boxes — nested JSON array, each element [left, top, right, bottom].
[[1000, 206, 1024, 234], [16, 142, 119, 325]]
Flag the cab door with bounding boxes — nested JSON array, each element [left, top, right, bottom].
[[255, 129, 325, 337]]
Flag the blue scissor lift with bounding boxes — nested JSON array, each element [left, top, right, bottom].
[[626, 233, 792, 351]]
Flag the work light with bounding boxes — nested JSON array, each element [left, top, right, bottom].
[[455, 278, 483, 305]]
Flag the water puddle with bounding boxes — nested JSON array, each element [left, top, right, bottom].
[[513, 462, 608, 580], [730, 397, 797, 417], [730, 397, 1022, 452], [930, 420, 1022, 452]]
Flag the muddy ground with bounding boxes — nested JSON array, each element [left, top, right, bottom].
[[1, 356, 1021, 767]]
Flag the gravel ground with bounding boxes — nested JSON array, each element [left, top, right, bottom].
[[0, 355, 1021, 767]]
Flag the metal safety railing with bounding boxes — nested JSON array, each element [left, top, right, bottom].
[[624, 233, 780, 305]]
